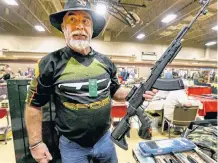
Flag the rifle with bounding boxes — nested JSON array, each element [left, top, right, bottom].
[[110, 0, 210, 150]]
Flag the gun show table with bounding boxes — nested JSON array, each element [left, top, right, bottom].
[[111, 101, 127, 118], [132, 147, 217, 163], [190, 95, 217, 117], [187, 86, 212, 96], [111, 100, 166, 118], [112, 97, 204, 121]]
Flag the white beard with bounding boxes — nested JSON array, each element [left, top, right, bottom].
[[69, 39, 90, 51]]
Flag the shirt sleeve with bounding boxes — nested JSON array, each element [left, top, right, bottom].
[[176, 90, 190, 105], [25, 57, 54, 107], [110, 62, 121, 97]]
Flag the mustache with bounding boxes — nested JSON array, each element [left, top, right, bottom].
[[70, 31, 89, 38]]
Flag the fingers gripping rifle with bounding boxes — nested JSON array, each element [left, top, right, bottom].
[[111, 0, 210, 150]]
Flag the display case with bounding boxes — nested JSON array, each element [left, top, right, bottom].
[[7, 79, 61, 163]]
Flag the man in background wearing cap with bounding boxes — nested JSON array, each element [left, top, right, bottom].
[[25, 0, 157, 163]]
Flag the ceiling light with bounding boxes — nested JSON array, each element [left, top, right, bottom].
[[96, 3, 107, 15], [34, 25, 45, 32], [136, 33, 145, 39], [212, 25, 218, 31], [162, 14, 177, 23], [205, 41, 217, 46], [3, 0, 18, 5]]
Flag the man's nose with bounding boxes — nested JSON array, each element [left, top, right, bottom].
[[76, 22, 84, 30]]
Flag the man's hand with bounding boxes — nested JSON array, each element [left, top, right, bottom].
[[143, 89, 158, 101], [30, 143, 52, 163], [113, 87, 158, 102]]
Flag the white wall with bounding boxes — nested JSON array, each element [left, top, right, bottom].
[[0, 35, 216, 60], [161, 45, 205, 59], [0, 35, 65, 54], [92, 41, 210, 60], [205, 48, 217, 59], [0, 35, 217, 77]]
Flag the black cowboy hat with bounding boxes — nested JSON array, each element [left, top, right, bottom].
[[49, 0, 106, 38]]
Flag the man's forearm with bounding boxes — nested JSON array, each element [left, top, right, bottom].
[[113, 87, 131, 102], [24, 105, 42, 145]]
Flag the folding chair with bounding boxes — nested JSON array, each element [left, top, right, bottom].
[[162, 106, 199, 138]]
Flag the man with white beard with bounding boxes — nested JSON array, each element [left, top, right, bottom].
[[24, 0, 157, 163]]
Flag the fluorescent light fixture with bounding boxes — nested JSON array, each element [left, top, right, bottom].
[[3, 0, 18, 5], [96, 3, 107, 15], [205, 41, 217, 46], [162, 14, 177, 23], [34, 25, 45, 32], [136, 33, 145, 39], [212, 25, 218, 31]]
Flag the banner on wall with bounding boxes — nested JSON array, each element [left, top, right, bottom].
[[141, 52, 157, 61]]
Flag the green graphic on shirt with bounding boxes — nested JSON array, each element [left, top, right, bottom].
[[89, 79, 98, 97], [58, 57, 106, 81]]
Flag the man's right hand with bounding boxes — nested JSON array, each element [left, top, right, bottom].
[[30, 143, 53, 163]]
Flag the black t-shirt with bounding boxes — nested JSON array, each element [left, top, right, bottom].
[[26, 46, 120, 147]]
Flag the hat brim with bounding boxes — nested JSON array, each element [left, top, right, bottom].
[[49, 8, 106, 38]]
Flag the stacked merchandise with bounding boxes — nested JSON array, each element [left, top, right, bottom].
[[124, 77, 145, 88], [133, 138, 216, 163], [143, 151, 212, 163], [186, 124, 217, 161]]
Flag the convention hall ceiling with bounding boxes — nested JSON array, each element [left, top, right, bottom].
[[0, 0, 217, 47]]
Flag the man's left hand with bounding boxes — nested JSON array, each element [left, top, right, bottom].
[[143, 89, 158, 101]]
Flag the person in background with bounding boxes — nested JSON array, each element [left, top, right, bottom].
[[214, 73, 217, 83], [163, 80, 202, 131], [186, 76, 194, 86], [0, 67, 5, 77], [24, 1, 158, 163], [17, 68, 23, 76], [0, 65, 11, 81], [0, 68, 6, 82], [121, 68, 129, 81], [183, 73, 187, 79], [172, 69, 178, 78], [211, 71, 216, 83], [192, 71, 200, 84], [120, 68, 125, 80], [25, 66, 34, 78], [125, 69, 130, 81], [4, 64, 10, 72], [5, 64, 13, 74], [125, 69, 136, 85], [164, 69, 173, 79], [24, 66, 29, 76], [129, 69, 136, 79]]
